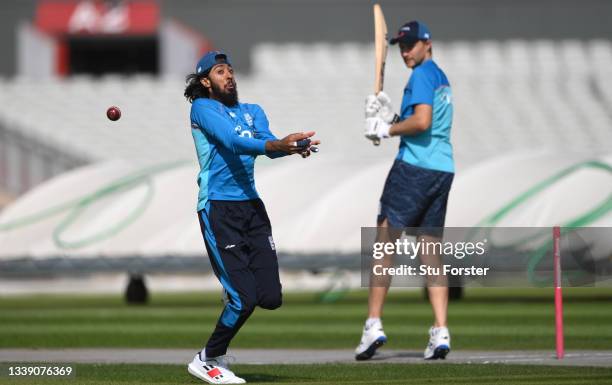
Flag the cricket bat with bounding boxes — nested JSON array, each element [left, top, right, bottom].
[[372, 3, 388, 146]]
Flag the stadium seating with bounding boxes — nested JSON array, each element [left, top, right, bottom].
[[0, 40, 611, 171], [2, 40, 611, 265]]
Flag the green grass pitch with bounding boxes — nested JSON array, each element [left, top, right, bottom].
[[1, 287, 611, 384], [1, 363, 612, 385], [1, 288, 610, 350]]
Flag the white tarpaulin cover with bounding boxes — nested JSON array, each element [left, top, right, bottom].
[[0, 151, 610, 264]]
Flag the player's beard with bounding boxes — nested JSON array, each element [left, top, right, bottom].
[[211, 80, 239, 107]]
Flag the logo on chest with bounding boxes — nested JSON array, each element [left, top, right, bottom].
[[234, 125, 253, 138], [244, 113, 254, 128], [228, 110, 254, 138]]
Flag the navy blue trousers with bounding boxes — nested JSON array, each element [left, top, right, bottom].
[[198, 199, 282, 358]]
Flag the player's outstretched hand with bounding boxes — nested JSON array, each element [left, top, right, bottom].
[[266, 132, 321, 155], [296, 138, 321, 158]]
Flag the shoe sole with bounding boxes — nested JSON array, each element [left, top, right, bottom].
[[188, 364, 246, 384], [355, 337, 386, 361], [425, 345, 450, 360]]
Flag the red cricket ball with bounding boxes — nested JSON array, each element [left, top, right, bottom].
[[106, 106, 121, 121]]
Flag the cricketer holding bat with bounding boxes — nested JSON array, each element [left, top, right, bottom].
[[184, 50, 319, 384], [357, 21, 454, 361]]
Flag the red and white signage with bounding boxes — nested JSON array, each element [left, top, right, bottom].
[[36, 0, 159, 35]]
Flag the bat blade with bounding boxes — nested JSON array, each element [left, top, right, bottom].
[[373, 3, 388, 94], [371, 3, 388, 146]]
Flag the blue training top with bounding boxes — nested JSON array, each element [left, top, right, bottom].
[[190, 98, 283, 211], [398, 59, 454, 173]]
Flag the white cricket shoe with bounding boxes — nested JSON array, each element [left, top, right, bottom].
[[188, 353, 246, 384], [355, 319, 387, 360], [424, 326, 451, 360]]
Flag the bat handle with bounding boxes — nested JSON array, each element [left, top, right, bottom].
[[373, 87, 382, 146]]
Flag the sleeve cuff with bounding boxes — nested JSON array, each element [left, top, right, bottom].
[[253, 138, 267, 155]]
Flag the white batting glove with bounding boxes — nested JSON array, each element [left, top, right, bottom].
[[364, 116, 391, 141], [365, 94, 381, 118], [376, 91, 400, 124]]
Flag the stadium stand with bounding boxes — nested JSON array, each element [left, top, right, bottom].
[[1, 39, 611, 277], [0, 40, 611, 196]]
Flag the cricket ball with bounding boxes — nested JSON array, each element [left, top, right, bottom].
[[106, 106, 121, 121]]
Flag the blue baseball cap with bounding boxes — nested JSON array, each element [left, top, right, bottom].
[[389, 21, 431, 45], [195, 50, 232, 75]]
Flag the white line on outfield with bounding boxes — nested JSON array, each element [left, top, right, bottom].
[[0, 349, 611, 367]]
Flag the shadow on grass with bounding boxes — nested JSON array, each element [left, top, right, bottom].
[[240, 372, 307, 383], [369, 351, 424, 361]]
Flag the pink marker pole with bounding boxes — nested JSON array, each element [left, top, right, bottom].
[[553, 226, 564, 359]]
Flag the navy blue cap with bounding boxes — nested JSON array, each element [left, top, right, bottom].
[[195, 50, 232, 75], [389, 21, 431, 45]]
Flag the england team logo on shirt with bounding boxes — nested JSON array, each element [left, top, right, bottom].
[[235, 125, 253, 138], [244, 113, 253, 128]]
